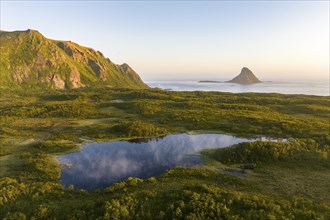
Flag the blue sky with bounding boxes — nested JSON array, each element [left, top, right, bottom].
[[1, 1, 329, 80]]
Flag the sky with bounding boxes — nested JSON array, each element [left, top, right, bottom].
[[1, 1, 329, 81]]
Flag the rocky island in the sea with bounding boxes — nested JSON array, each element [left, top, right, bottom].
[[228, 67, 261, 84], [198, 80, 222, 83]]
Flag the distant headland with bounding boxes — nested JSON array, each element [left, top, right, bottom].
[[198, 80, 222, 83]]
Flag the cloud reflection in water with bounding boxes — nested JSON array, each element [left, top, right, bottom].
[[58, 133, 252, 190]]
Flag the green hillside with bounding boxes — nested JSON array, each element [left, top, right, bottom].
[[0, 29, 148, 90]]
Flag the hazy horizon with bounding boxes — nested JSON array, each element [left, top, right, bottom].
[[1, 1, 329, 81], [144, 74, 330, 82]]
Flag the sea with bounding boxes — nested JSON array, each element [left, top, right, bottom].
[[146, 80, 329, 96]]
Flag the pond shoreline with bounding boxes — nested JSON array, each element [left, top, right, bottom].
[[58, 133, 282, 191]]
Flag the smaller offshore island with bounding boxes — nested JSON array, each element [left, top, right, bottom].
[[199, 67, 262, 84]]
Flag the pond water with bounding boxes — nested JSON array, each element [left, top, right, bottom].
[[58, 133, 265, 190]]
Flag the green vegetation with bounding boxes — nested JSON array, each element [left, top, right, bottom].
[[202, 139, 329, 165], [111, 121, 168, 138], [0, 87, 329, 219], [0, 30, 148, 90], [202, 140, 330, 201]]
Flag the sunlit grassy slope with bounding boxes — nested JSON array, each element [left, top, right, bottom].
[[0, 30, 148, 90]]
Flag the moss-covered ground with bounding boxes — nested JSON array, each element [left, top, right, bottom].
[[0, 88, 329, 219]]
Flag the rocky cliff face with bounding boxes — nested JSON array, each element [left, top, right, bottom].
[[0, 29, 148, 89], [228, 67, 261, 84]]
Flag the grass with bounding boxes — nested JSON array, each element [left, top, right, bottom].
[[0, 87, 329, 219], [248, 161, 330, 201], [202, 151, 330, 202], [1, 30, 149, 90], [201, 140, 330, 202]]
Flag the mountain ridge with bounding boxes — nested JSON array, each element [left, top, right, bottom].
[[0, 29, 148, 89]]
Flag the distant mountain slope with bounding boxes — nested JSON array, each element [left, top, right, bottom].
[[228, 67, 261, 84], [0, 29, 149, 89]]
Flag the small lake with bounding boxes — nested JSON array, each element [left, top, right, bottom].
[[58, 133, 264, 190]]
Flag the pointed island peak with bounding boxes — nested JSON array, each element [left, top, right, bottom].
[[228, 67, 261, 84], [241, 67, 251, 71]]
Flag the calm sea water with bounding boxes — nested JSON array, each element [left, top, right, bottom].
[[59, 133, 266, 190], [146, 80, 329, 96]]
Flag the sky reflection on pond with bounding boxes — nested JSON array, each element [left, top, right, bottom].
[[58, 133, 255, 190]]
